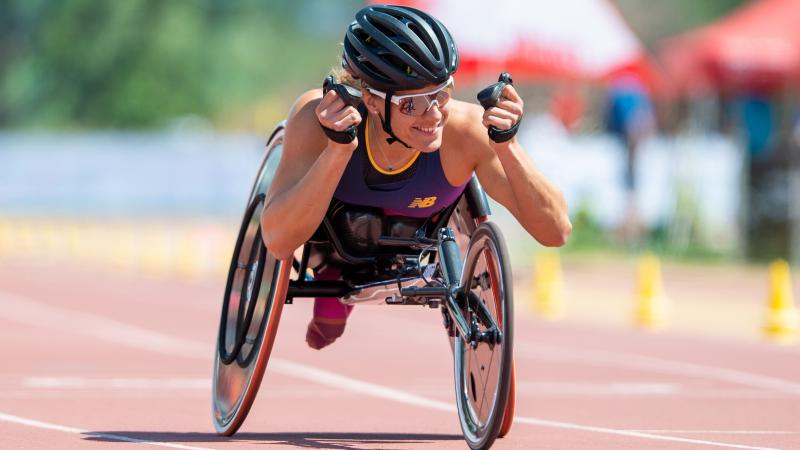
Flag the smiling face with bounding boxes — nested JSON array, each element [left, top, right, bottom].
[[362, 83, 451, 153]]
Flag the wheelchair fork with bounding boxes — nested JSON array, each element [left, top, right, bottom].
[[436, 228, 472, 341], [437, 228, 502, 347]]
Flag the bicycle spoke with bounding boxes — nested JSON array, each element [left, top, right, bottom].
[[468, 339, 482, 395], [475, 288, 499, 422], [477, 344, 496, 422]]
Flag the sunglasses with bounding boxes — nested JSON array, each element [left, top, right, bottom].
[[368, 77, 454, 116]]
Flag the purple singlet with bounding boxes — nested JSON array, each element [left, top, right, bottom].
[[333, 109, 469, 218], [311, 107, 470, 349]]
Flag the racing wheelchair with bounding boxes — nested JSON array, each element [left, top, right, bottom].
[[212, 115, 517, 450]]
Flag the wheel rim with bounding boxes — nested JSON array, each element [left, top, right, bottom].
[[454, 225, 511, 449], [212, 257, 287, 434], [213, 199, 284, 433], [212, 124, 288, 435]]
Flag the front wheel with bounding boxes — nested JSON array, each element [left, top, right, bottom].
[[453, 221, 514, 450], [212, 123, 289, 435], [212, 193, 291, 435]]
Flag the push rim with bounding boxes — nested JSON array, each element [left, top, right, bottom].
[[212, 124, 288, 435], [212, 195, 288, 434], [218, 195, 268, 366]]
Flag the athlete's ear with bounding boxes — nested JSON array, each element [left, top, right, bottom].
[[361, 89, 382, 115]]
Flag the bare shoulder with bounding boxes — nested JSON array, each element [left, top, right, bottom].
[[443, 99, 493, 161], [284, 88, 326, 152], [264, 89, 327, 205], [445, 99, 483, 131]]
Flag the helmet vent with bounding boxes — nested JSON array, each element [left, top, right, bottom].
[[405, 22, 432, 53]]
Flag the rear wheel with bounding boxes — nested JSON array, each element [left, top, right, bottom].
[[497, 360, 515, 438], [448, 201, 516, 439], [453, 222, 514, 450], [212, 124, 289, 435]]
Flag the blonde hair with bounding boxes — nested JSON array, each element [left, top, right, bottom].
[[330, 64, 370, 91]]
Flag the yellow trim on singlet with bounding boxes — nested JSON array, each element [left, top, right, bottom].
[[365, 117, 420, 175]]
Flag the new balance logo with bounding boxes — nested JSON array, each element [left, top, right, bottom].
[[408, 196, 437, 208]]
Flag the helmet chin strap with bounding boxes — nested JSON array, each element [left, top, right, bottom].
[[380, 91, 413, 149]]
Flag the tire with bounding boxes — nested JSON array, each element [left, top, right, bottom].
[[453, 221, 514, 450], [475, 217, 516, 439], [212, 124, 289, 435], [448, 203, 516, 439], [497, 359, 515, 438]]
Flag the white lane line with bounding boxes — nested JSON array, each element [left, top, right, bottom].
[[517, 387, 794, 399], [511, 417, 779, 450], [19, 376, 680, 396], [631, 431, 798, 435], [366, 308, 800, 394], [13, 378, 790, 400], [22, 377, 209, 390], [0, 292, 208, 359], [268, 360, 779, 450], [0, 291, 782, 450], [516, 382, 679, 395], [269, 358, 452, 412], [0, 412, 214, 450], [517, 342, 800, 394]]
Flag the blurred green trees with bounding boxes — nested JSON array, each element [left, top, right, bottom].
[[0, 0, 360, 130], [0, 0, 745, 130]]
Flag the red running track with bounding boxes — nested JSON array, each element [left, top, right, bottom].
[[0, 261, 798, 450]]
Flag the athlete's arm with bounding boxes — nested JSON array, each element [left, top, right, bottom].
[[447, 97, 572, 247], [260, 89, 360, 259]]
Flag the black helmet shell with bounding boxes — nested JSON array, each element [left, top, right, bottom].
[[343, 5, 459, 92]]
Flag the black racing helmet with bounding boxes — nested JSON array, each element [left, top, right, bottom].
[[343, 5, 459, 92]]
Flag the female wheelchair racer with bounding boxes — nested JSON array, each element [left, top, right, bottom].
[[212, 5, 571, 450]]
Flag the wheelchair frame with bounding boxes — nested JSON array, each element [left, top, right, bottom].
[[213, 121, 515, 450]]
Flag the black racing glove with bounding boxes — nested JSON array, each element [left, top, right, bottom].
[[476, 72, 522, 143], [319, 76, 361, 144]]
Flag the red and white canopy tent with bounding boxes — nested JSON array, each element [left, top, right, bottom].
[[661, 0, 800, 95], [372, 0, 663, 93]]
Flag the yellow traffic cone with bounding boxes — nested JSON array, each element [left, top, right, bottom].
[[634, 253, 671, 330], [763, 259, 799, 344], [533, 252, 565, 320]]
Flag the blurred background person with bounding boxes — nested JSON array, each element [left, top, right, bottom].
[[604, 73, 657, 243]]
